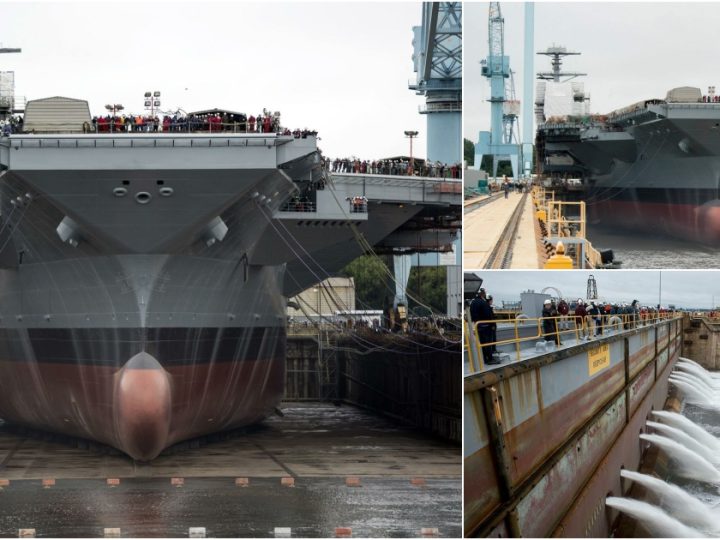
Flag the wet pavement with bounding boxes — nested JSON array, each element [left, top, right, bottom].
[[0, 403, 461, 537]]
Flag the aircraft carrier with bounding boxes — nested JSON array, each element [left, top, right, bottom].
[[535, 49, 720, 245], [0, 97, 459, 462]]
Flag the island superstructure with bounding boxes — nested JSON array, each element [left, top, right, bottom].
[[535, 48, 720, 244]]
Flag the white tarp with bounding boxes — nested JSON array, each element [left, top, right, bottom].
[[543, 82, 575, 118], [0, 72, 14, 98]]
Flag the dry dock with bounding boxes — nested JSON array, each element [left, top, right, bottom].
[[0, 403, 460, 538], [0, 329, 461, 538]]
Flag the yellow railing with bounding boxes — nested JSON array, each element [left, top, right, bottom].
[[466, 311, 680, 374], [547, 200, 586, 240], [533, 185, 605, 268]]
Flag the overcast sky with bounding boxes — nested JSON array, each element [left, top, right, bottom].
[[0, 1, 427, 159], [467, 270, 720, 309], [464, 2, 720, 142]]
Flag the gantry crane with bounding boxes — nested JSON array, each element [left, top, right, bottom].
[[410, 2, 462, 165], [475, 2, 520, 179]]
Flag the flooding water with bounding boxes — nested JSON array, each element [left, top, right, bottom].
[[587, 226, 720, 269]]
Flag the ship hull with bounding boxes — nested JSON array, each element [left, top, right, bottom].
[[588, 188, 720, 244], [0, 351, 285, 460], [539, 109, 720, 244], [0, 138, 303, 460]]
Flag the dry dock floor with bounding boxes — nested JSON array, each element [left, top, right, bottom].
[[0, 403, 460, 538]]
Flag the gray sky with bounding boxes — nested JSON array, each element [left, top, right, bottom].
[[0, 1, 427, 159], [464, 2, 720, 142], [467, 270, 720, 309]]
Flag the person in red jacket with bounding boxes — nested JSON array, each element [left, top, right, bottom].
[[574, 299, 588, 339]]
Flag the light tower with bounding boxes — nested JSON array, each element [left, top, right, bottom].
[[475, 2, 520, 179], [521, 2, 534, 178], [410, 2, 462, 164], [587, 274, 598, 301]]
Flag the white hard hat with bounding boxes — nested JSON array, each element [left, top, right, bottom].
[[543, 299, 551, 305]]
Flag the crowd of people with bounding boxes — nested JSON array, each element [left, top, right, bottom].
[[87, 110, 311, 135], [469, 289, 674, 367], [1, 108, 320, 138], [0, 115, 23, 135], [326, 157, 461, 179]]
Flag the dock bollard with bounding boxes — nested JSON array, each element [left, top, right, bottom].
[[106, 478, 120, 487], [281, 477, 295, 487], [335, 527, 352, 538], [171, 477, 184, 487], [188, 527, 206, 538], [41, 478, 55, 488], [235, 477, 249, 487], [103, 528, 121, 538], [274, 527, 292, 538], [18, 530, 35, 538]]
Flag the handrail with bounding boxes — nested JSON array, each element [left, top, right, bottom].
[[333, 173, 461, 187], [4, 120, 318, 137], [467, 312, 681, 374]]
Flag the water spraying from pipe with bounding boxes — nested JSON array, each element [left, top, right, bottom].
[[669, 378, 720, 408], [651, 410, 720, 452], [677, 363, 720, 389], [639, 433, 720, 483], [620, 470, 718, 533], [672, 369, 718, 392], [679, 357, 720, 378], [646, 421, 718, 464], [605, 497, 705, 538], [672, 370, 719, 396]]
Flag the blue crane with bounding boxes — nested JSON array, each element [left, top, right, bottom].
[[410, 2, 462, 165], [475, 2, 520, 180]]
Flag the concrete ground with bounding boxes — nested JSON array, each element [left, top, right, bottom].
[[510, 194, 541, 269], [0, 403, 461, 537], [463, 192, 540, 269]]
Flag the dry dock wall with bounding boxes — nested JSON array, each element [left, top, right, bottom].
[[286, 332, 461, 443], [464, 317, 682, 537], [681, 313, 720, 369]]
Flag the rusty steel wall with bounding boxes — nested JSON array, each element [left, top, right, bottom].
[[463, 318, 682, 537], [339, 336, 461, 443]]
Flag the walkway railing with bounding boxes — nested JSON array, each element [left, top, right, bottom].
[[466, 311, 681, 373]]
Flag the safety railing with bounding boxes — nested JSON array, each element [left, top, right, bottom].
[[533, 186, 607, 269], [546, 200, 586, 239], [280, 201, 316, 213], [348, 199, 368, 214], [5, 119, 317, 137], [329, 166, 461, 180], [467, 311, 681, 374], [334, 174, 460, 189]]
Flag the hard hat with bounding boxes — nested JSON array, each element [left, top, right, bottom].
[[543, 299, 551, 305]]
